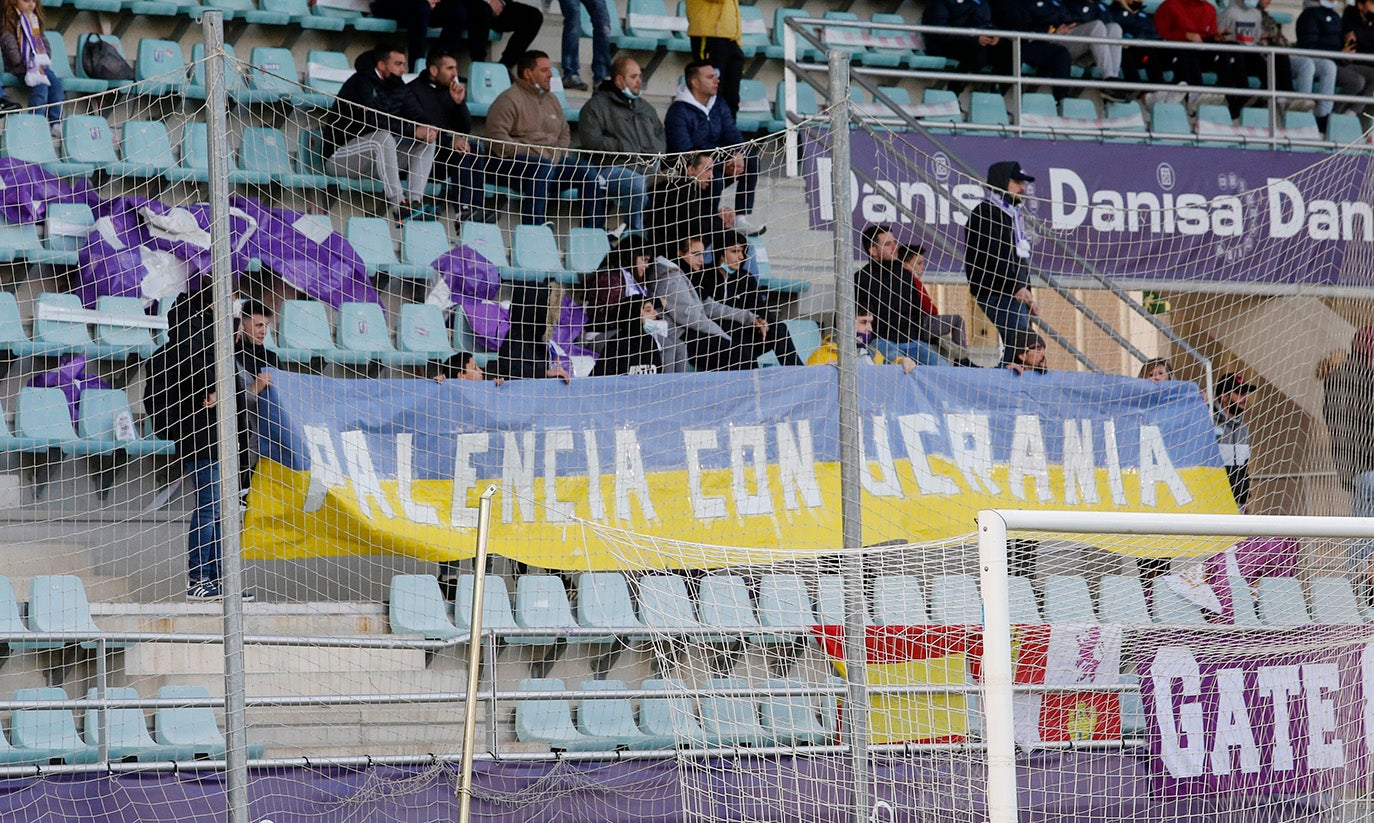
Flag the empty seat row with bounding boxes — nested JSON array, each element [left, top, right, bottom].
[[514, 676, 834, 752], [0, 292, 158, 361], [1, 386, 172, 458], [270, 300, 454, 367], [0, 574, 125, 651], [0, 684, 262, 764], [350, 219, 609, 286]]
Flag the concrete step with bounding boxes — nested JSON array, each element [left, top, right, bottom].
[[0, 540, 131, 603], [140, 666, 464, 697], [93, 601, 391, 638], [124, 643, 428, 678]]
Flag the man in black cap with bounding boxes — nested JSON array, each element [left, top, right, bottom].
[[964, 160, 1037, 366], [1213, 373, 1252, 510]]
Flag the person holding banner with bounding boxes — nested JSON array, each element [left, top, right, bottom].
[[964, 161, 1038, 367], [1322, 325, 1374, 606], [1212, 372, 1252, 510]]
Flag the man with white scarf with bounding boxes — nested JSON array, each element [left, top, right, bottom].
[[964, 161, 1039, 367]]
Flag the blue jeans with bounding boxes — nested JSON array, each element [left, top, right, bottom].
[[597, 165, 647, 230], [484, 154, 605, 227], [558, 0, 611, 82], [874, 337, 946, 367], [28, 68, 63, 126], [975, 292, 1033, 365], [186, 459, 222, 585], [1291, 55, 1338, 118]]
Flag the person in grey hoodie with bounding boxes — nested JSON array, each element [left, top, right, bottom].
[[646, 235, 746, 372], [579, 56, 666, 232]]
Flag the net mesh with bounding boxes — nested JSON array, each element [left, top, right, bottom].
[[0, 17, 1371, 823]]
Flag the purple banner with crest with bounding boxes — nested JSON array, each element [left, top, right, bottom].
[[802, 129, 1374, 290], [1138, 625, 1374, 795]]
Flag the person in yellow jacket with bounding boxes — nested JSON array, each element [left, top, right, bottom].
[[806, 310, 918, 374], [685, 0, 744, 115]]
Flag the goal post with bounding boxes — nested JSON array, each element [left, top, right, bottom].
[[978, 509, 1374, 823]]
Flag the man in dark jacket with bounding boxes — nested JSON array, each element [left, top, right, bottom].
[[579, 56, 666, 232], [663, 60, 761, 234], [964, 160, 1038, 366], [921, 0, 1011, 94], [323, 45, 439, 221], [591, 299, 667, 376], [401, 47, 490, 222], [692, 230, 798, 367], [855, 224, 946, 367], [234, 299, 277, 499], [990, 0, 1075, 100], [1105, 0, 1169, 85], [645, 152, 740, 259], [1340, 0, 1374, 117]]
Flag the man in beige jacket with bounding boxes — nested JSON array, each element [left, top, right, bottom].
[[483, 50, 605, 227], [686, 0, 744, 115]]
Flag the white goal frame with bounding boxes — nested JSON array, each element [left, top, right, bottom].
[[977, 510, 1374, 823]]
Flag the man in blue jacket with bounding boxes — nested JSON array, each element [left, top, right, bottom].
[[663, 60, 761, 235]]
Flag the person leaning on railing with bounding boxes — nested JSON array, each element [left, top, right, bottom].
[[1154, 0, 1250, 116]]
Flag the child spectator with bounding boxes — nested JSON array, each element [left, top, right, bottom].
[[0, 0, 61, 132], [1006, 331, 1048, 376], [1139, 357, 1173, 382], [806, 308, 918, 374], [693, 229, 799, 368], [433, 350, 491, 382], [899, 243, 967, 359]]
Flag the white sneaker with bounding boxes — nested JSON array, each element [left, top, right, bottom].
[[733, 213, 764, 236]]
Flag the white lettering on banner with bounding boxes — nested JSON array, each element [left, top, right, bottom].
[[543, 429, 576, 523], [1008, 414, 1052, 502], [896, 413, 959, 496], [613, 429, 657, 522], [1154, 646, 1206, 778], [396, 433, 439, 525], [501, 431, 537, 523], [1062, 419, 1098, 505], [1103, 420, 1127, 505], [1303, 663, 1346, 769], [730, 425, 774, 517], [1211, 668, 1261, 776], [449, 433, 489, 528], [302, 425, 347, 512], [1257, 664, 1301, 771], [684, 429, 727, 520], [776, 421, 824, 510], [1363, 644, 1374, 756], [1139, 425, 1193, 506], [341, 431, 395, 520], [860, 416, 903, 497], [947, 413, 1000, 496], [1049, 168, 1244, 237], [1268, 178, 1374, 242], [582, 430, 607, 521]]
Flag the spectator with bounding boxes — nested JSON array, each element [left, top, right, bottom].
[[1218, 0, 1294, 107], [1105, 0, 1169, 86], [685, 0, 744, 116], [964, 161, 1038, 366], [1005, 330, 1048, 376], [580, 241, 655, 332], [991, 0, 1074, 100], [446, 0, 544, 70], [369, 0, 444, 69], [647, 235, 741, 372], [487, 282, 573, 382], [1264, 0, 1336, 128], [234, 299, 277, 498], [149, 287, 254, 602], [899, 243, 967, 359], [592, 299, 668, 376], [806, 308, 918, 374], [402, 47, 491, 223], [1155, 0, 1249, 116], [579, 55, 666, 233], [1343, 0, 1374, 117], [1299, 0, 1374, 119], [433, 350, 491, 382], [483, 50, 605, 227], [1139, 357, 1173, 382], [856, 225, 947, 367], [1212, 372, 1252, 510], [693, 229, 799, 367], [646, 151, 734, 259], [1321, 326, 1374, 606], [0, 0, 61, 132], [322, 45, 439, 224], [921, 0, 1011, 95], [664, 60, 761, 234], [557, 0, 611, 90]]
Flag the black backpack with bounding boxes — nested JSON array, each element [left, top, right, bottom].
[[80, 35, 134, 81]]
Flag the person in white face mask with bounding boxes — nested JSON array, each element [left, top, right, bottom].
[[1299, 0, 1374, 119], [1218, 0, 1295, 105], [592, 299, 669, 376], [1264, 0, 1338, 128]]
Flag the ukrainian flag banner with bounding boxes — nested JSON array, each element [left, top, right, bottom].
[[243, 366, 1237, 569]]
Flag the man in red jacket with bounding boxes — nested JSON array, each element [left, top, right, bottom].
[[1154, 0, 1248, 116]]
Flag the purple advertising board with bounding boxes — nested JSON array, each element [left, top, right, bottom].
[[1138, 625, 1374, 795], [802, 129, 1374, 290]]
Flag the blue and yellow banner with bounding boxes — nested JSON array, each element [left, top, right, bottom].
[[243, 367, 1237, 569]]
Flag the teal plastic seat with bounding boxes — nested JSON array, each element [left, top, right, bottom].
[[241, 127, 329, 189], [735, 78, 774, 133], [165, 122, 215, 184], [0, 577, 33, 644], [700, 677, 769, 746], [85, 687, 196, 762], [817, 574, 867, 626], [637, 575, 707, 636], [11, 688, 97, 764], [75, 35, 131, 89], [270, 299, 338, 364], [240, 47, 304, 105], [187, 43, 244, 100], [345, 217, 400, 278], [1007, 576, 1042, 623], [565, 227, 609, 275], [450, 304, 495, 366], [154, 685, 266, 760], [626, 0, 686, 51], [873, 13, 943, 68], [25, 575, 120, 649], [774, 79, 819, 126], [602, 0, 656, 51], [389, 220, 451, 280], [58, 114, 117, 175], [773, 8, 825, 62], [752, 238, 808, 294], [388, 574, 461, 640], [396, 304, 456, 361], [0, 219, 43, 263], [512, 224, 577, 285], [970, 92, 1010, 128], [577, 679, 671, 748], [1310, 576, 1367, 623], [697, 575, 762, 643], [1327, 112, 1365, 146], [640, 678, 705, 743], [304, 49, 350, 98], [739, 5, 778, 58], [759, 678, 830, 746], [782, 319, 821, 363], [756, 573, 817, 640], [1150, 576, 1206, 625], [93, 296, 158, 359], [1149, 101, 1193, 145], [1098, 575, 1151, 625], [1284, 109, 1323, 151], [516, 678, 619, 751], [452, 573, 524, 641], [40, 202, 95, 267], [34, 292, 132, 359], [930, 574, 981, 625], [1043, 575, 1097, 623], [79, 388, 174, 457], [1193, 103, 1241, 147], [130, 39, 186, 96], [872, 575, 928, 624], [1229, 575, 1262, 627], [2, 114, 63, 170], [334, 301, 424, 367], [0, 400, 49, 455], [1103, 101, 1147, 140], [466, 62, 510, 117], [0, 293, 37, 357], [576, 572, 642, 642], [109, 120, 176, 179], [1256, 577, 1312, 626], [461, 220, 528, 282], [48, 37, 107, 94], [261, 0, 348, 31], [1019, 92, 1058, 130], [819, 11, 865, 61], [514, 575, 577, 645]]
